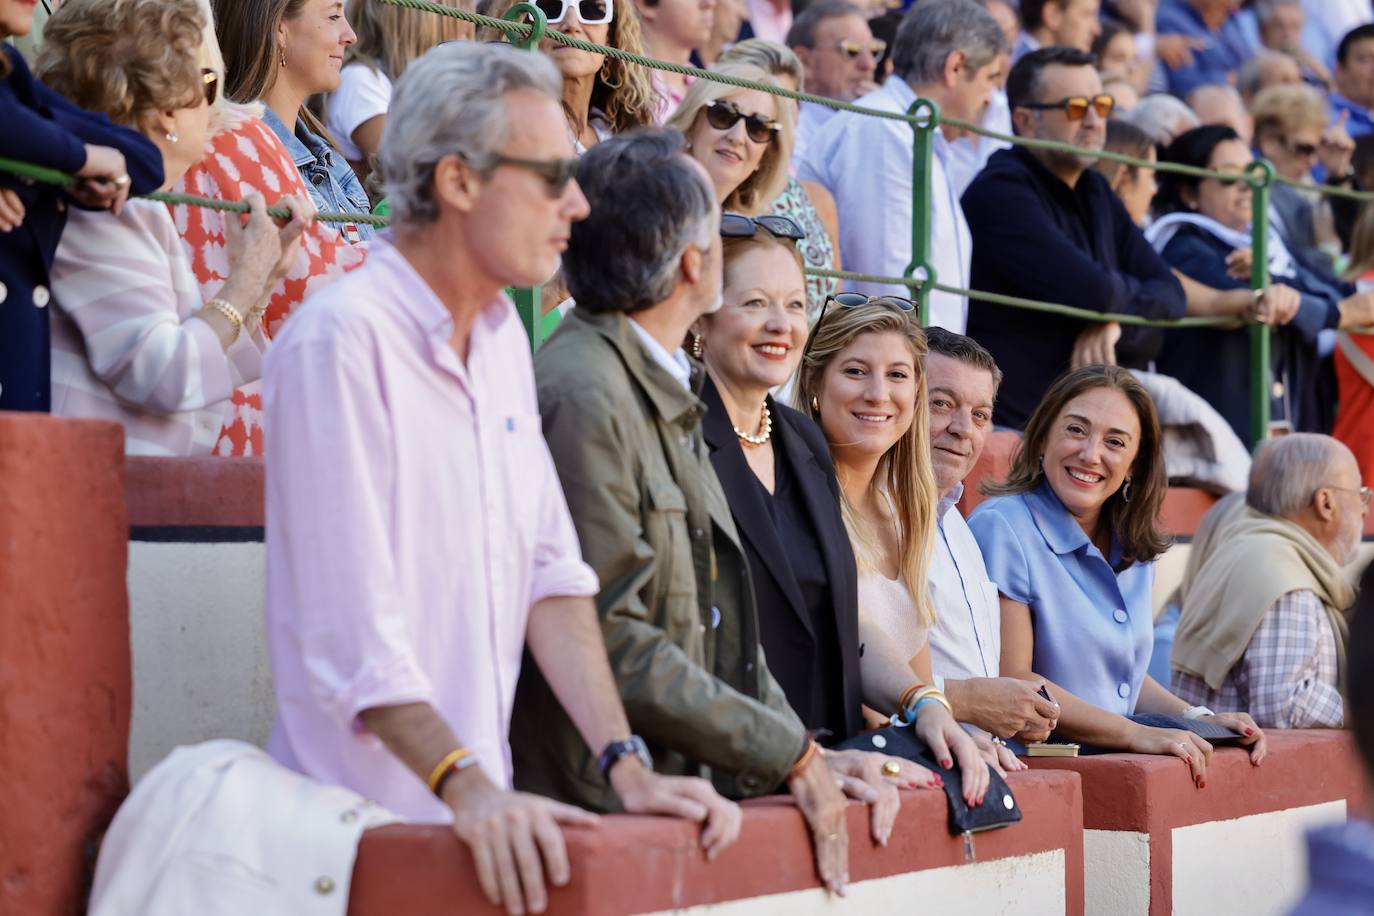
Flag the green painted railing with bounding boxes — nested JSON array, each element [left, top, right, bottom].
[[13, 0, 1373, 445]]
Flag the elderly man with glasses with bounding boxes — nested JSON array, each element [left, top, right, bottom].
[[962, 45, 1187, 429], [262, 43, 742, 916], [1172, 434, 1368, 730]]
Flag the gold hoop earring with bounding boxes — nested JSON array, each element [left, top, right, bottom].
[[280, 50, 287, 68], [810, 396, 819, 412]]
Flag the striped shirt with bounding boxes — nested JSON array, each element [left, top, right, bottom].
[[50, 199, 266, 455], [1172, 590, 1344, 729]]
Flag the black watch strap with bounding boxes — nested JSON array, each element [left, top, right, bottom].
[[597, 735, 652, 781]]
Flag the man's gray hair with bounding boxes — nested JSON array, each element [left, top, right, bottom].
[[379, 42, 562, 227], [563, 130, 718, 316], [1119, 93, 1200, 145], [786, 0, 866, 49], [891, 0, 1005, 86], [1247, 433, 1344, 518]]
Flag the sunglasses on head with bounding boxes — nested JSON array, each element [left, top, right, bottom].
[[720, 212, 806, 241], [488, 154, 579, 198], [703, 99, 779, 144], [833, 38, 886, 59], [201, 68, 219, 107], [802, 291, 916, 362], [532, 0, 613, 24], [1020, 94, 1114, 121]]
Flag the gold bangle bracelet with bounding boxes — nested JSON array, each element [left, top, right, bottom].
[[203, 297, 243, 345], [897, 682, 927, 716], [426, 747, 472, 795]]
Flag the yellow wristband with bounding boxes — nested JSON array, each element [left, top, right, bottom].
[[426, 747, 471, 795]]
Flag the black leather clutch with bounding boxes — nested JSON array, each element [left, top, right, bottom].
[[834, 724, 1022, 836]]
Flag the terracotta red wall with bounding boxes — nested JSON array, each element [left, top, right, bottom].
[[0, 414, 129, 916], [349, 770, 1085, 915]]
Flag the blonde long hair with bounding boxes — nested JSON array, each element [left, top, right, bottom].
[[480, 0, 658, 135], [794, 300, 939, 627], [667, 62, 794, 214], [345, 0, 473, 79]]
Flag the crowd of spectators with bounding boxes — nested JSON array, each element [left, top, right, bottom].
[[4, 0, 1374, 911]]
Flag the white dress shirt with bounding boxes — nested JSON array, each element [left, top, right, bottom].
[[793, 101, 838, 171], [945, 89, 1011, 198], [799, 75, 972, 332], [927, 484, 1002, 685], [629, 318, 693, 390]]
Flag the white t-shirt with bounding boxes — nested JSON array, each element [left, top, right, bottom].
[[327, 62, 392, 162]]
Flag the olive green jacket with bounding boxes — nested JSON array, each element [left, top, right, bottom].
[[510, 307, 807, 812]]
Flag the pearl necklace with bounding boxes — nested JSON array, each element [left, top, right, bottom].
[[734, 403, 772, 447]]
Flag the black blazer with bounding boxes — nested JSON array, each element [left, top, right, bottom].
[[701, 377, 863, 742]]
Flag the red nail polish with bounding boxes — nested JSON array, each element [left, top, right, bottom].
[[1245, 728, 1254, 736], [941, 759, 952, 768], [1199, 780, 1206, 789]]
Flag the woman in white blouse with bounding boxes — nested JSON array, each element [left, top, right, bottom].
[[38, 0, 311, 456]]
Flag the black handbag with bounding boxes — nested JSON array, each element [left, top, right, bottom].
[[834, 722, 1022, 839]]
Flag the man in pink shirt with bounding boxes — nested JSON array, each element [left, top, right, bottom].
[[263, 43, 740, 916]]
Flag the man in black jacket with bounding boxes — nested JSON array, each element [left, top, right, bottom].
[[962, 46, 1186, 428]]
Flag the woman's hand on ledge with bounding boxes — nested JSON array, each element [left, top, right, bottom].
[[1199, 711, 1267, 766], [609, 760, 742, 861], [1126, 724, 1214, 787], [914, 703, 991, 807], [824, 749, 941, 850]]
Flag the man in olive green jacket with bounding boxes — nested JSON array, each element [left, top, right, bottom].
[[511, 130, 888, 895]]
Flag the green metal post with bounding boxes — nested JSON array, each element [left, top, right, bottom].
[[905, 99, 940, 327], [1246, 160, 1275, 448], [506, 2, 548, 348]]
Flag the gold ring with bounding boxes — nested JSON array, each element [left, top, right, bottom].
[[113, 175, 131, 187], [881, 760, 901, 778]]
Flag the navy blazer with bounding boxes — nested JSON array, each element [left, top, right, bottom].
[[0, 46, 162, 412], [700, 377, 863, 743], [1155, 223, 1340, 439], [963, 146, 1187, 428]]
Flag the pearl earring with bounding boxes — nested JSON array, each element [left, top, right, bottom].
[[165, 131, 179, 144]]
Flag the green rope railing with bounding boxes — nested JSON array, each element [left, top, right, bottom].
[[0, 155, 390, 226]]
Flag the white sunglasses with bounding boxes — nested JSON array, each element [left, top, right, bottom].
[[533, 0, 613, 24]]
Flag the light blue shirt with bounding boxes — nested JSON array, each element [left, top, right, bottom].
[[793, 101, 837, 171], [799, 75, 971, 332], [928, 484, 1002, 685], [968, 481, 1155, 716], [261, 108, 374, 241]]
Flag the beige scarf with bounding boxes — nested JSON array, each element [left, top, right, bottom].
[[1171, 508, 1356, 691]]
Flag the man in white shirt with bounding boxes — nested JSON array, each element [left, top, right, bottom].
[[799, 0, 1005, 333], [785, 0, 881, 163], [922, 327, 1061, 742]]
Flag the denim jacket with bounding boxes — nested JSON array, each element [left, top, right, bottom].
[[261, 107, 373, 242]]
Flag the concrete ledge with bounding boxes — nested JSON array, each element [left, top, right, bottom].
[[1026, 731, 1364, 916], [0, 413, 129, 915], [348, 770, 1084, 915], [125, 455, 263, 528]]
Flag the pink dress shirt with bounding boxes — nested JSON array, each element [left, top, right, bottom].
[[263, 239, 599, 822]]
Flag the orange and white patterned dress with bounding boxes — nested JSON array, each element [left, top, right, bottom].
[[170, 115, 368, 456]]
